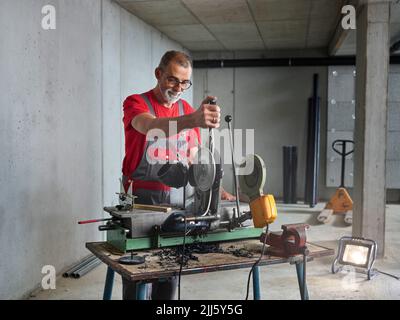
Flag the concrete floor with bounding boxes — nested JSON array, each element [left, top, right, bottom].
[[29, 203, 400, 300]]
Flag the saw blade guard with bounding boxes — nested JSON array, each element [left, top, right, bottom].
[[188, 146, 223, 216], [239, 154, 266, 201], [188, 147, 216, 192], [239, 154, 277, 227]]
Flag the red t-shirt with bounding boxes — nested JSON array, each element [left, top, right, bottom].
[[122, 89, 200, 191]]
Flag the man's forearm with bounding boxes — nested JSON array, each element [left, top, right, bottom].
[[132, 101, 220, 135], [133, 113, 198, 136], [149, 113, 197, 136]]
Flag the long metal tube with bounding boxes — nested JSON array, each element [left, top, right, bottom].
[[313, 74, 321, 207], [62, 254, 97, 278], [72, 258, 101, 279], [178, 215, 220, 222], [69, 257, 99, 278], [225, 115, 241, 220], [283, 146, 297, 203], [304, 74, 320, 207], [74, 259, 101, 279]]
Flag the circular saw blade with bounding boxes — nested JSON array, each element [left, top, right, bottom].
[[239, 154, 266, 200], [191, 147, 215, 192]]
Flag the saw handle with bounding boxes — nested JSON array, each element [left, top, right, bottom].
[[207, 97, 217, 153], [225, 113, 241, 221]]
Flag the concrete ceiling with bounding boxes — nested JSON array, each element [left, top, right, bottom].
[[335, 0, 400, 55], [116, 0, 400, 55]]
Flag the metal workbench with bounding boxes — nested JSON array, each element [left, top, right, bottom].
[[86, 240, 334, 300]]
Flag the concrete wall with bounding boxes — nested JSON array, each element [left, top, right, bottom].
[[193, 52, 399, 203], [102, 0, 192, 208], [326, 65, 400, 202], [193, 61, 330, 201], [0, 0, 190, 299]]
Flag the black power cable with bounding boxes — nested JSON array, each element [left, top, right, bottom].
[[375, 269, 400, 280], [178, 216, 188, 300], [245, 224, 269, 300]]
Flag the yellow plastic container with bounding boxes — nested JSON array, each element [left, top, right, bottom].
[[250, 194, 277, 227]]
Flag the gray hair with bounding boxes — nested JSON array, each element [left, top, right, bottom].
[[158, 51, 192, 70]]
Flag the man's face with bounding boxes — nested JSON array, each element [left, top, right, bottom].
[[156, 62, 192, 104]]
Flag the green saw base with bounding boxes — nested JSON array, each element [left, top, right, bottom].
[[107, 227, 263, 253]]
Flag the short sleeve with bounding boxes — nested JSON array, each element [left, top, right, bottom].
[[123, 95, 150, 130]]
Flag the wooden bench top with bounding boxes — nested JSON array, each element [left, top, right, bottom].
[[86, 240, 335, 282]]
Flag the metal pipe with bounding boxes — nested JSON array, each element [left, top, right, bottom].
[[71, 257, 100, 278], [306, 115, 313, 204], [182, 184, 186, 211], [63, 255, 96, 277], [62, 254, 97, 278], [225, 115, 241, 219], [72, 258, 101, 279], [178, 215, 220, 222], [193, 56, 400, 69], [283, 146, 298, 204], [219, 221, 231, 227], [75, 259, 101, 278], [304, 74, 320, 207], [312, 95, 321, 207], [304, 98, 312, 205]]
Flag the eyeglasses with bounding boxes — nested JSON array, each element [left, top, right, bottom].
[[165, 76, 192, 90]]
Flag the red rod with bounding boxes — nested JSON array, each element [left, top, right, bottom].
[[78, 218, 112, 225]]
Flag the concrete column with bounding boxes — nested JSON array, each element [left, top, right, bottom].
[[354, 0, 390, 257]]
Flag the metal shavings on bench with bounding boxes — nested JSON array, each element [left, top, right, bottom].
[[152, 242, 254, 268], [225, 245, 254, 258]]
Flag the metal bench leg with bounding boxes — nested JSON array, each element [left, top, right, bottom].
[[103, 267, 115, 300], [252, 266, 261, 300], [295, 261, 309, 300], [136, 282, 148, 300]]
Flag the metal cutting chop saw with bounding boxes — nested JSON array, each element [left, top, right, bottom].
[[80, 115, 277, 253]]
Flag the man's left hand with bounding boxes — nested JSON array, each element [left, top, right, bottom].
[[221, 188, 236, 201]]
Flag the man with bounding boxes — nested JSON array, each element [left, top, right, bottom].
[[121, 50, 235, 300]]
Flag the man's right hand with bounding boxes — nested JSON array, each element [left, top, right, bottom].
[[192, 96, 221, 129], [131, 95, 221, 136]]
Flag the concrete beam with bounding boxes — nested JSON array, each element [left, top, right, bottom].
[[353, 1, 390, 258], [328, 0, 360, 56]]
